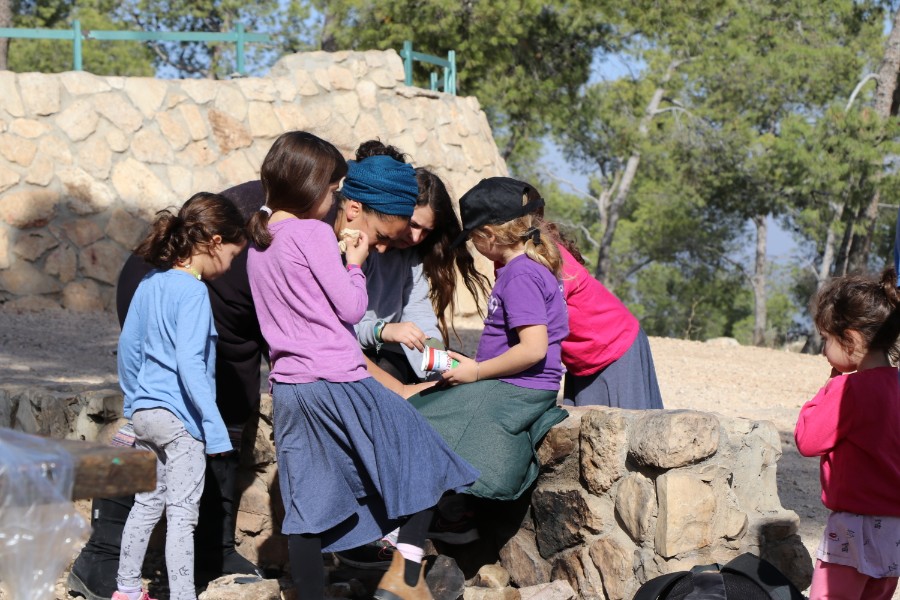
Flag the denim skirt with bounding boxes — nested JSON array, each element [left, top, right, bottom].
[[272, 377, 478, 552]]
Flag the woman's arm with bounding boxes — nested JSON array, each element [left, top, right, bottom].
[[365, 355, 437, 398]]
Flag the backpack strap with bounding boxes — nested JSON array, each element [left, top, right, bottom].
[[722, 553, 805, 600], [633, 571, 692, 600], [687, 572, 728, 599]]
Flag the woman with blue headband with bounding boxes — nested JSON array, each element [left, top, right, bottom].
[[247, 131, 477, 600], [345, 141, 490, 387]]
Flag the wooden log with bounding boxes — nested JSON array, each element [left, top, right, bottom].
[[57, 439, 157, 500]]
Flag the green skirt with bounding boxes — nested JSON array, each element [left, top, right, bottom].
[[409, 380, 567, 501]]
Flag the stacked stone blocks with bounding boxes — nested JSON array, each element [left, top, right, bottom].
[[0, 50, 506, 312]]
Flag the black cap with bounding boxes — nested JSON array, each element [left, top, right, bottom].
[[451, 177, 545, 248]]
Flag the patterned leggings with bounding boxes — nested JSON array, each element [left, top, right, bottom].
[[117, 409, 206, 600]]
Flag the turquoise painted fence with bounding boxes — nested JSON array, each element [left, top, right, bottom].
[[0, 21, 269, 75], [0, 26, 457, 92], [400, 40, 456, 95]]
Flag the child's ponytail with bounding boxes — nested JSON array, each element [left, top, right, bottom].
[[134, 192, 246, 269], [247, 208, 273, 250], [523, 217, 562, 279], [875, 267, 900, 364], [134, 210, 189, 269], [477, 214, 562, 279]]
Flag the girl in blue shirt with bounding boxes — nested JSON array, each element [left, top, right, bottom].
[[114, 192, 247, 600]]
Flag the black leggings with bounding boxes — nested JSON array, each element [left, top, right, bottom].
[[288, 507, 435, 597]]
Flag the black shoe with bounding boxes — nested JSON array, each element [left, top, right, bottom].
[[67, 568, 112, 600], [427, 513, 480, 545], [68, 496, 133, 600], [334, 539, 397, 570]]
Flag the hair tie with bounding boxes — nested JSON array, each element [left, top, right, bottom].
[[259, 205, 273, 216], [524, 227, 541, 245]]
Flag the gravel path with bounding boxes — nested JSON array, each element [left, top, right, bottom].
[[0, 308, 853, 596]]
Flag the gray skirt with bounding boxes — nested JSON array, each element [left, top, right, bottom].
[[272, 377, 478, 552], [563, 327, 663, 409], [409, 380, 566, 501]]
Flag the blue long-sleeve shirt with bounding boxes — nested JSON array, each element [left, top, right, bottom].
[[118, 269, 232, 454]]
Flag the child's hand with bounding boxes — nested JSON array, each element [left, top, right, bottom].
[[441, 352, 478, 385], [344, 230, 370, 266], [401, 380, 438, 398], [382, 321, 427, 351]]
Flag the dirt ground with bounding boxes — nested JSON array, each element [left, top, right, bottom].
[[0, 308, 849, 596]]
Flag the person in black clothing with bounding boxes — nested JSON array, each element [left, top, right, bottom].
[[68, 181, 268, 600]]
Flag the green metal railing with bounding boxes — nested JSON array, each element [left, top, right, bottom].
[[0, 21, 269, 75], [400, 40, 456, 95]]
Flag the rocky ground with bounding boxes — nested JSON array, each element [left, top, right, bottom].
[[0, 307, 861, 598]]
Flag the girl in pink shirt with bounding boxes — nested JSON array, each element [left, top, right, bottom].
[[795, 267, 900, 600]]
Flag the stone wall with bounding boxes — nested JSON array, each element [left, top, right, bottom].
[[5, 387, 813, 599], [0, 50, 507, 311]]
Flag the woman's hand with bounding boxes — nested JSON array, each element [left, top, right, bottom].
[[344, 230, 370, 266], [441, 352, 478, 385], [381, 321, 426, 351]]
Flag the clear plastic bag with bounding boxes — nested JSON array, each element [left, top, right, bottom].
[[0, 428, 90, 600]]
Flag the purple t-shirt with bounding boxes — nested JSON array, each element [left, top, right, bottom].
[[475, 254, 568, 391], [247, 218, 370, 387]]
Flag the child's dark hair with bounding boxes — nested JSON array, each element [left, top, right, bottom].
[[813, 267, 900, 363], [249, 131, 348, 249], [134, 192, 246, 269]]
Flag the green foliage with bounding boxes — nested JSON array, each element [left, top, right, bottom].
[[550, 0, 890, 345], [314, 0, 613, 158], [111, 0, 308, 78], [8, 0, 309, 77], [622, 261, 749, 341], [10, 0, 154, 75]]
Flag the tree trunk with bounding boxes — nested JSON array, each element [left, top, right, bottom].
[[751, 214, 768, 346], [594, 59, 680, 281], [0, 0, 11, 71], [847, 9, 900, 270], [803, 201, 845, 354]]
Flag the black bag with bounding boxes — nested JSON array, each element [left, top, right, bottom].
[[632, 553, 806, 600]]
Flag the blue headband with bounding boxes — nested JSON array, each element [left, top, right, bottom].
[[342, 155, 418, 217]]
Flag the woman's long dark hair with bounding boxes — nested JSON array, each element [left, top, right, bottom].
[[135, 192, 246, 268], [354, 140, 490, 344], [247, 131, 347, 249], [414, 168, 490, 343]]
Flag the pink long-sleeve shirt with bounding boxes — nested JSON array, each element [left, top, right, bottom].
[[794, 367, 900, 517], [248, 218, 369, 386]]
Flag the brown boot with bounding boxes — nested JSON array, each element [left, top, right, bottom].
[[373, 551, 433, 600]]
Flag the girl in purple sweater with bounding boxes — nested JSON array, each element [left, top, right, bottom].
[[245, 131, 477, 600]]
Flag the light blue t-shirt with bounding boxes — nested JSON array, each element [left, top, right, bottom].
[[118, 269, 232, 454]]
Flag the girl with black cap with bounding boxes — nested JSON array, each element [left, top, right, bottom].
[[246, 131, 478, 600], [407, 176, 569, 542]]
